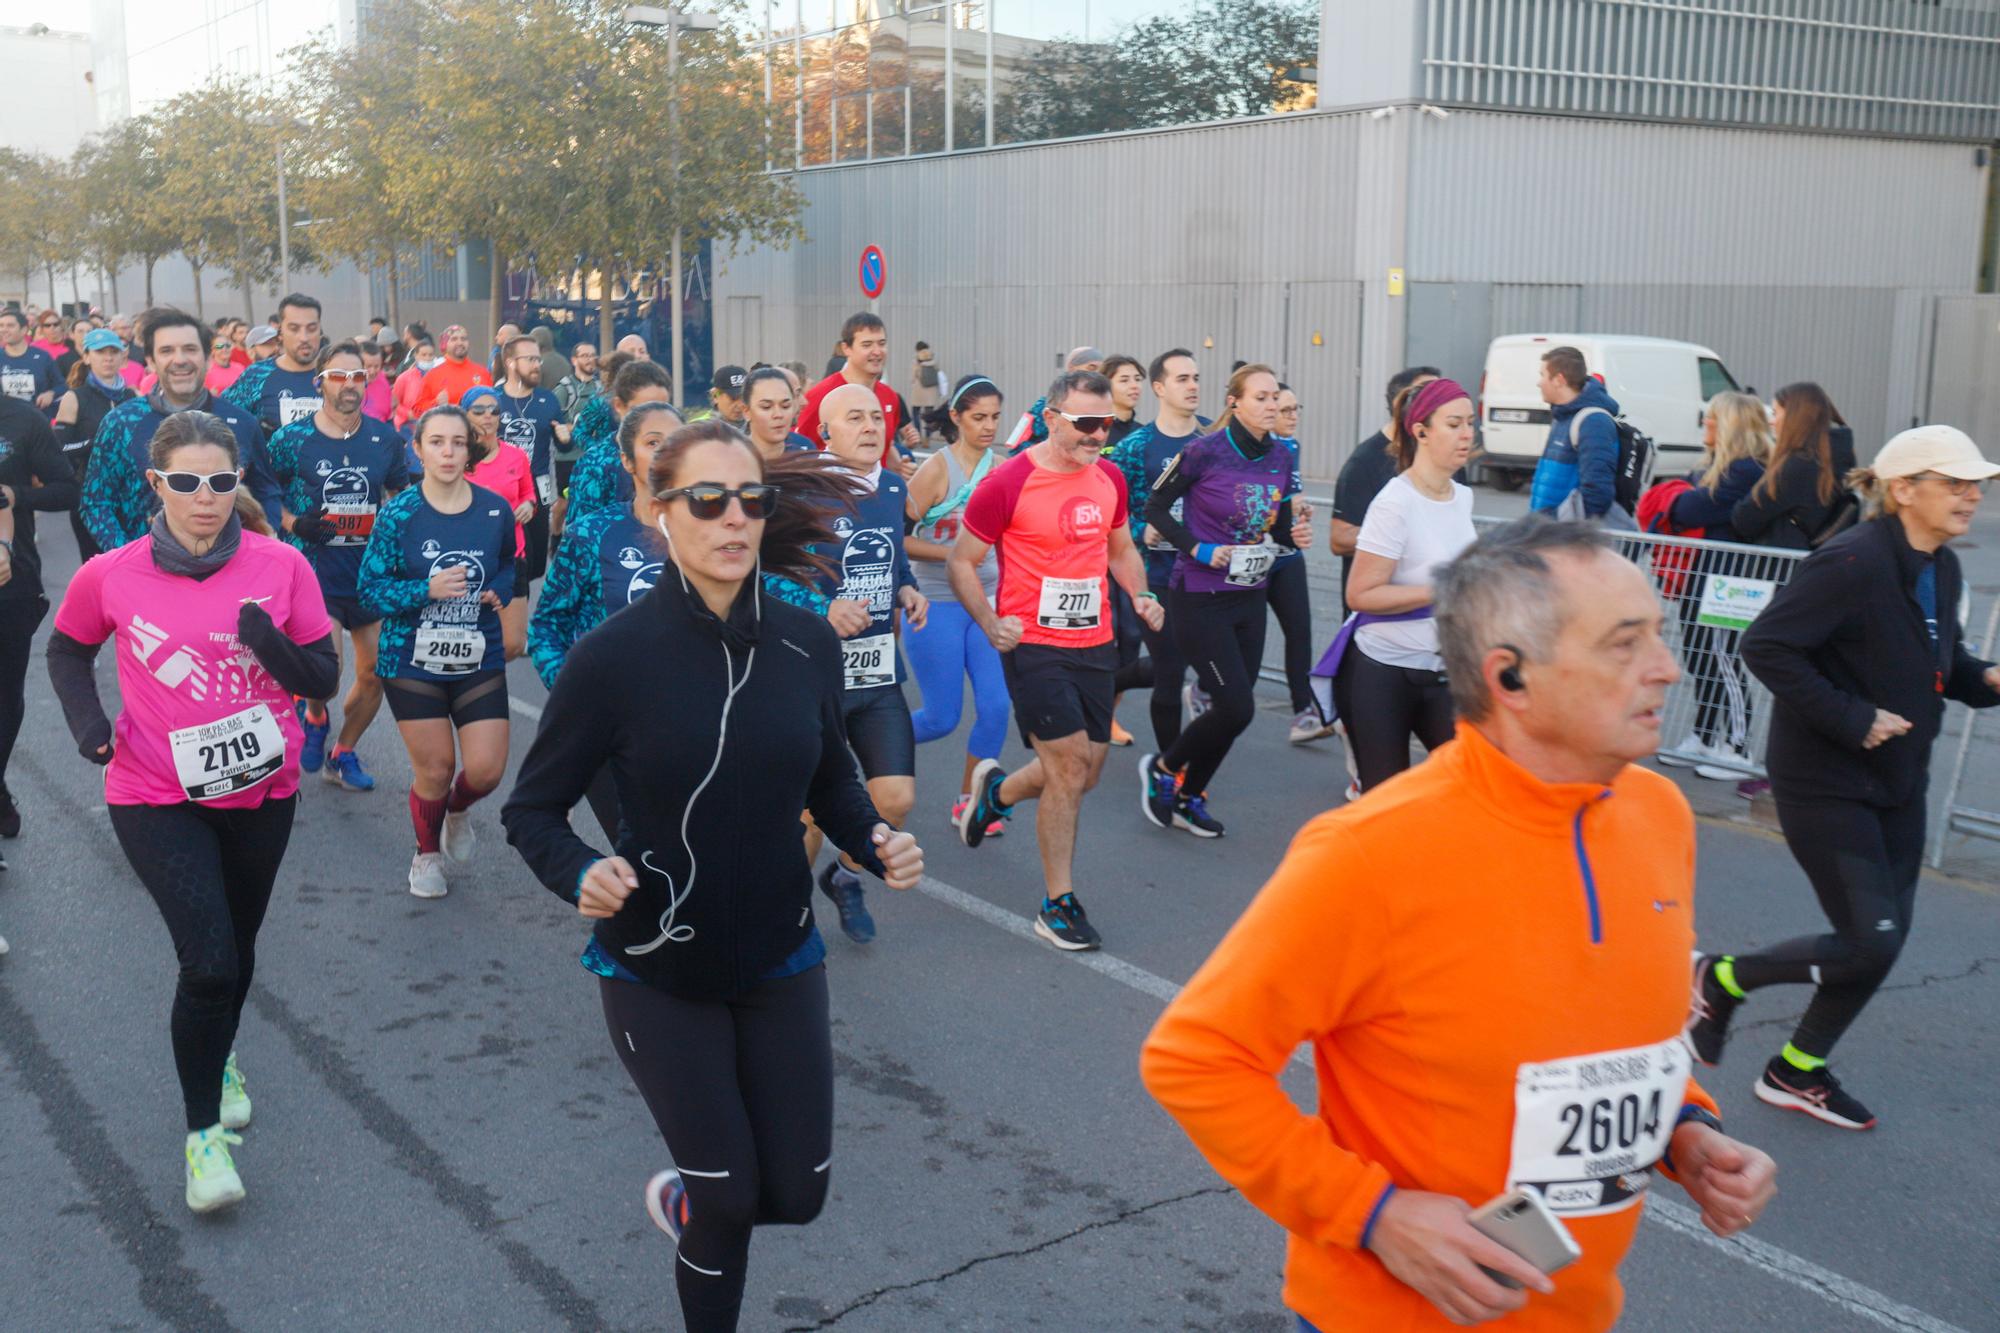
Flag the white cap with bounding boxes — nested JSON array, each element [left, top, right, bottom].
[[1873, 425, 2000, 481]]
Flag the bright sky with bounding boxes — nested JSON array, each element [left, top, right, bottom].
[[0, 0, 85, 34]]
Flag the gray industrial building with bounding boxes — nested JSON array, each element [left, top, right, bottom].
[[717, 0, 2000, 481]]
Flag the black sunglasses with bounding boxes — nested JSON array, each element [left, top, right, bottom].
[[156, 470, 241, 496], [657, 483, 780, 520]]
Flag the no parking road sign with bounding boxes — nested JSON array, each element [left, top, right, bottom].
[[858, 245, 886, 300]]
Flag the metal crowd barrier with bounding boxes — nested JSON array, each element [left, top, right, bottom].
[[1258, 502, 1808, 779], [1928, 595, 2000, 870]]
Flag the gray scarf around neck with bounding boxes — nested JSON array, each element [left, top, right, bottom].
[[149, 511, 242, 579]]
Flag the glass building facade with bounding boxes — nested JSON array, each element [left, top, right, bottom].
[[752, 1, 1322, 167]]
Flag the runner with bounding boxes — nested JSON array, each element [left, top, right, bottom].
[[81, 309, 268, 552], [795, 313, 914, 477], [1106, 348, 1205, 752], [1325, 377, 1477, 793], [566, 360, 674, 523], [417, 324, 493, 410], [53, 327, 136, 560], [224, 292, 325, 440], [771, 383, 926, 944], [1143, 517, 1777, 1333], [1139, 364, 1311, 837], [501, 422, 922, 1333], [1101, 354, 1145, 451], [741, 367, 811, 462], [688, 365, 750, 426], [528, 402, 677, 838], [497, 333, 567, 582], [360, 339, 393, 421], [0, 388, 78, 838], [391, 334, 438, 432], [243, 324, 279, 364], [1270, 384, 1327, 744], [552, 339, 602, 494], [1688, 426, 2000, 1130], [46, 409, 338, 1214], [951, 370, 1162, 951], [1098, 353, 1149, 746], [358, 405, 517, 900], [0, 308, 60, 412], [265, 339, 411, 792], [904, 374, 1012, 832], [460, 386, 534, 659]]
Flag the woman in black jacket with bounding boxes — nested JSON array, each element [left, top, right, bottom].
[[1730, 382, 1844, 550], [1687, 425, 1999, 1131], [502, 422, 923, 1333]]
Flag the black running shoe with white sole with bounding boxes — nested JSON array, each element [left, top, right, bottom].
[[1173, 791, 1224, 838], [1139, 753, 1176, 830], [1685, 952, 1740, 1066], [1034, 893, 1102, 951], [958, 759, 1009, 849], [1754, 1058, 1877, 1130]]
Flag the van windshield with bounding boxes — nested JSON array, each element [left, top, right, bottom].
[[1698, 357, 1739, 399]]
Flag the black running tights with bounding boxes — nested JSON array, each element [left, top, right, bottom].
[[1266, 557, 1317, 716], [109, 795, 297, 1130], [601, 966, 833, 1333], [1159, 586, 1268, 796], [0, 596, 47, 794], [1142, 578, 1188, 751], [1724, 795, 1926, 1060], [1334, 646, 1455, 793]]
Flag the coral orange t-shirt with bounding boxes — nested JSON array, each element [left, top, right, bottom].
[[960, 448, 1127, 649]]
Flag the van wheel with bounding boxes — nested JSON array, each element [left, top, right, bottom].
[[1488, 470, 1525, 492]]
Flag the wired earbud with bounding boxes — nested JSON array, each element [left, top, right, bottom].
[[1496, 643, 1526, 693]]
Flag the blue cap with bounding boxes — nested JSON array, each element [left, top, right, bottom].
[[82, 328, 123, 352], [459, 385, 501, 410]]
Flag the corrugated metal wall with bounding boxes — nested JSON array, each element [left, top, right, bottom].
[[1420, 0, 2000, 140], [716, 112, 1376, 479], [1925, 295, 2000, 445]]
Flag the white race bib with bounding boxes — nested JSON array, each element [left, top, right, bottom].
[[0, 368, 33, 400], [1225, 542, 1279, 587], [413, 624, 485, 675], [279, 395, 322, 425], [1037, 576, 1101, 631], [536, 471, 555, 506], [168, 704, 285, 802], [841, 631, 895, 690], [1508, 1037, 1688, 1217]]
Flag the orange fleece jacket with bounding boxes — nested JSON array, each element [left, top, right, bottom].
[[1141, 723, 1718, 1333]]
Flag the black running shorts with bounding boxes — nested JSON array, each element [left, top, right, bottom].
[[383, 669, 511, 726], [1001, 641, 1118, 748], [841, 685, 916, 780]]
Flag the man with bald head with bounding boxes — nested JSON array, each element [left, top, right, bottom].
[[1010, 345, 1106, 453], [770, 381, 927, 946], [615, 333, 649, 360]]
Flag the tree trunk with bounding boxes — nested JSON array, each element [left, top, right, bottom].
[[144, 255, 156, 307], [70, 261, 81, 310], [109, 266, 120, 313], [191, 263, 205, 320], [45, 263, 56, 310], [599, 267, 616, 355], [239, 229, 256, 323], [487, 241, 504, 349], [386, 252, 402, 333]]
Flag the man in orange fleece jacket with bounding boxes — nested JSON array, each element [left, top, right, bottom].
[[1142, 519, 1777, 1331]]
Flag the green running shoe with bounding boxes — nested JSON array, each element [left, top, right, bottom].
[[220, 1052, 252, 1130], [185, 1126, 246, 1214]]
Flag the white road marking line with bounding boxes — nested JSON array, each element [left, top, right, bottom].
[[909, 873, 1970, 1333], [509, 697, 544, 721]]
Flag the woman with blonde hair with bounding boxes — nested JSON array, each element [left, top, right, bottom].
[[1658, 391, 1772, 777]]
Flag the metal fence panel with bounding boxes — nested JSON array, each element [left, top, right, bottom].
[[1258, 506, 1808, 779]]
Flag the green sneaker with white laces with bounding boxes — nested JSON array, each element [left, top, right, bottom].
[[220, 1052, 252, 1130], [185, 1125, 246, 1214]]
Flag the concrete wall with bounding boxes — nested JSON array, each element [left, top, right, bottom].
[[713, 106, 1989, 480]]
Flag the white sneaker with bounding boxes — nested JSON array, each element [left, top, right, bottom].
[[185, 1126, 246, 1214], [219, 1052, 252, 1130], [1288, 710, 1333, 745], [1184, 682, 1210, 721], [408, 852, 449, 899], [1344, 779, 1362, 803], [1695, 743, 1752, 781], [1656, 734, 1710, 768], [441, 810, 475, 863], [0, 931, 9, 955]]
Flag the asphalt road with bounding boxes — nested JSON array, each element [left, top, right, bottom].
[[1, 520, 1995, 1333]]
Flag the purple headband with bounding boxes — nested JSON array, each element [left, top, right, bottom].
[[1402, 377, 1471, 436]]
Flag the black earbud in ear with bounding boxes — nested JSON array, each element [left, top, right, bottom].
[[1496, 642, 1527, 693]]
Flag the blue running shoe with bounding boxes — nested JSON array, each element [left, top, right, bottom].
[[818, 860, 876, 943], [1034, 893, 1102, 952], [323, 748, 376, 792], [1139, 753, 1177, 830], [958, 758, 1011, 849], [645, 1168, 688, 1243], [296, 700, 328, 774], [1174, 790, 1225, 838]]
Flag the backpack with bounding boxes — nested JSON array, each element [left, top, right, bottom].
[[1635, 478, 1699, 600], [1571, 407, 1656, 515], [917, 362, 940, 389], [1796, 486, 1862, 549]]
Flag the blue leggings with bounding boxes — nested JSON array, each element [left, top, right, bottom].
[[905, 600, 1012, 762]]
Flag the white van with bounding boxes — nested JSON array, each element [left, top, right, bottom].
[[1476, 334, 1742, 490]]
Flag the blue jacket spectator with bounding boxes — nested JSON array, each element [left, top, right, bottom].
[[1529, 346, 1621, 518]]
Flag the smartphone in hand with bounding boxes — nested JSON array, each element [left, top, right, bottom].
[[1468, 1188, 1581, 1289]]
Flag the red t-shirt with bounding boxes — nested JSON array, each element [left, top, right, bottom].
[[796, 370, 900, 445], [418, 357, 494, 411], [961, 450, 1127, 649]]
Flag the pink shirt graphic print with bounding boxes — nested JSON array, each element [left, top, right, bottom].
[[54, 532, 333, 807]]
